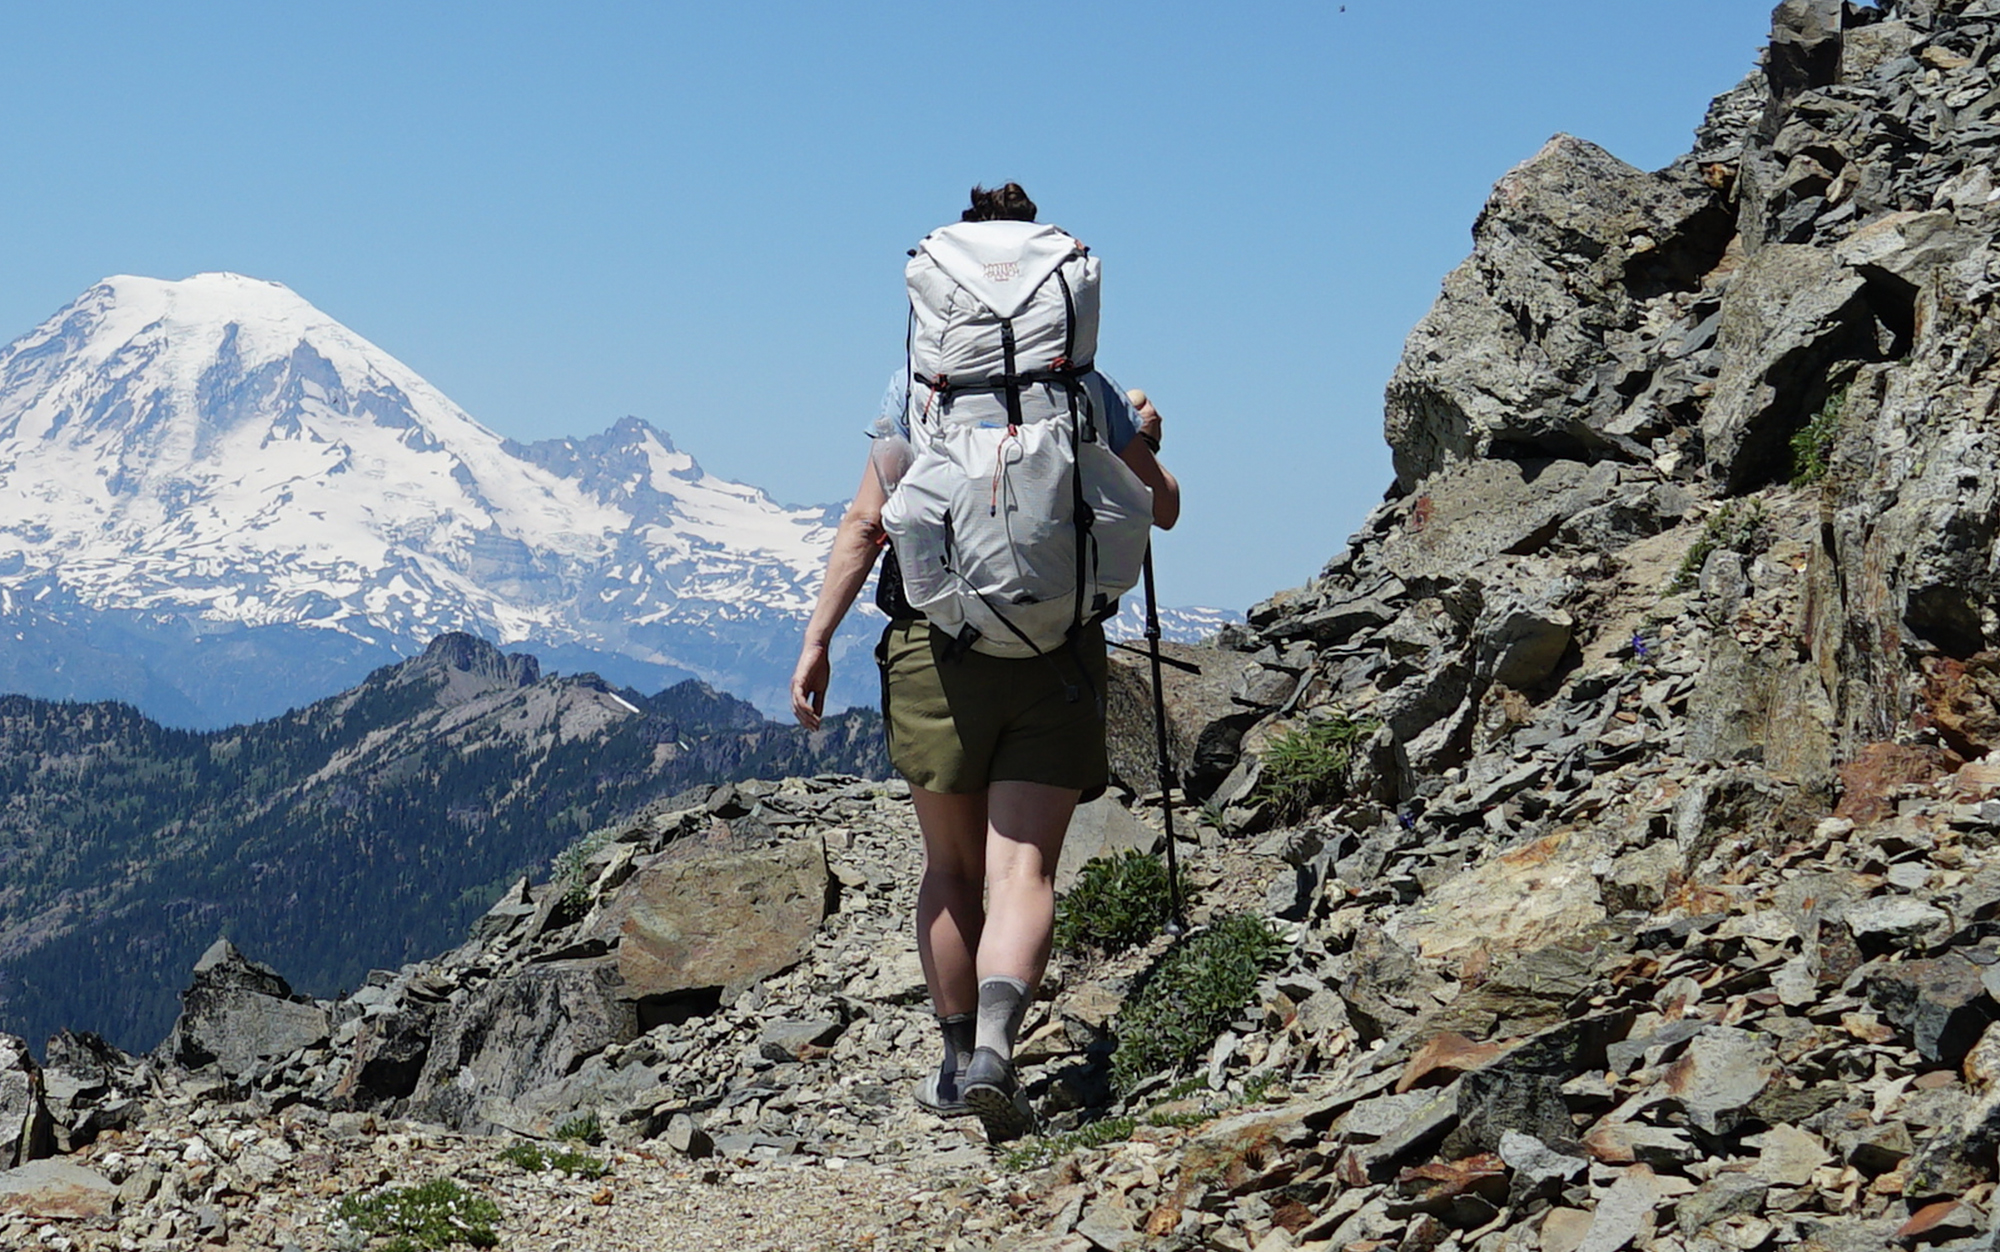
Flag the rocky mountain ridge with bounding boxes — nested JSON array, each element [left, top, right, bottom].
[[0, 632, 886, 1056], [8, 3, 2000, 1250]]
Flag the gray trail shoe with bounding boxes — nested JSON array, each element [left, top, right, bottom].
[[914, 1063, 973, 1119], [962, 1047, 1036, 1143]]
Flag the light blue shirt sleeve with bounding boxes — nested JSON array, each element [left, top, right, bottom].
[[876, 370, 909, 440], [1088, 372, 1140, 455], [876, 367, 1136, 453]]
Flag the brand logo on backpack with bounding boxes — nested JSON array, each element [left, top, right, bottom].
[[982, 261, 1021, 283]]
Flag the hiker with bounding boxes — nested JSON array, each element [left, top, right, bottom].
[[790, 183, 1180, 1143]]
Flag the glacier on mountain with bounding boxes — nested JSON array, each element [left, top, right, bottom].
[[0, 273, 1235, 724]]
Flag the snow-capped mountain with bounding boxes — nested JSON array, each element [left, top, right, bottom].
[[1100, 600, 1239, 647], [0, 274, 1236, 725], [0, 274, 848, 720]]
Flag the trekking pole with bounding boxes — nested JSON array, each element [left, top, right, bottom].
[[1141, 545, 1188, 936]]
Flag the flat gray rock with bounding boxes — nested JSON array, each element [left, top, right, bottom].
[[1575, 1165, 1663, 1252], [1846, 896, 1948, 944], [0, 1160, 116, 1220], [1662, 1028, 1781, 1135]]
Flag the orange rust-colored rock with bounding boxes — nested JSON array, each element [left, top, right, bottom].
[[1895, 1198, 1975, 1242], [1835, 742, 1960, 825], [1396, 1032, 1510, 1094], [1951, 758, 2000, 798], [1394, 1153, 1508, 1207], [1924, 652, 2000, 759]]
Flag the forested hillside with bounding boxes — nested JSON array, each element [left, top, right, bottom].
[[0, 633, 886, 1052]]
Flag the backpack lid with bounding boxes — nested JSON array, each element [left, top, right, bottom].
[[914, 220, 1083, 321]]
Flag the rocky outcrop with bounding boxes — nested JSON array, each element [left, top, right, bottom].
[[1384, 135, 1735, 490], [39, 1032, 142, 1154], [130, 780, 889, 1142], [157, 940, 331, 1081]]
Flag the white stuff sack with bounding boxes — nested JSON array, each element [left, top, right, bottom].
[[882, 410, 1153, 658], [904, 219, 1100, 430]]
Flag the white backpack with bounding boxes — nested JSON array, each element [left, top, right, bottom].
[[880, 220, 1154, 660]]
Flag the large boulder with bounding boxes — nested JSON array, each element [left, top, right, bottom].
[[1384, 135, 1730, 489], [157, 939, 329, 1080], [0, 1160, 116, 1221], [477, 1048, 668, 1142], [1105, 642, 1260, 799], [1056, 796, 1161, 891], [329, 1006, 435, 1105], [586, 834, 830, 1010], [1764, 0, 1845, 107], [406, 958, 637, 1133], [40, 1032, 140, 1152], [1465, 558, 1576, 690], [1384, 829, 1607, 968], [1685, 634, 1838, 792]]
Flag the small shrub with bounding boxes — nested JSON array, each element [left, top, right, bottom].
[[554, 1113, 603, 1145], [333, 1178, 500, 1250], [1790, 385, 1847, 486], [1000, 1116, 1138, 1172], [1054, 850, 1179, 955], [1161, 1075, 1210, 1102], [1669, 501, 1769, 594], [1255, 712, 1378, 821], [1145, 1108, 1212, 1130], [499, 1142, 609, 1179], [1242, 1071, 1282, 1103], [1110, 913, 1288, 1094], [549, 827, 616, 912]]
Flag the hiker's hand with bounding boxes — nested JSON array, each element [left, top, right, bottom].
[[791, 644, 829, 730], [1127, 388, 1162, 451]]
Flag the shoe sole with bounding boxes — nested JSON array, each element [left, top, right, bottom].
[[963, 1082, 1035, 1143], [915, 1097, 976, 1119]]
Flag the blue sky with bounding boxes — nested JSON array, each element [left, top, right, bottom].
[[0, 2, 1775, 613]]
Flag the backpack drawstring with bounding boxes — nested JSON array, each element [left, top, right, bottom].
[[990, 424, 1019, 517]]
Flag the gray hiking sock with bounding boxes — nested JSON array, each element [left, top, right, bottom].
[[975, 976, 1030, 1060], [937, 1011, 975, 1078]]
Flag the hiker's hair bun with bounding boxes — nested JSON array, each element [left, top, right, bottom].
[[963, 183, 1038, 223]]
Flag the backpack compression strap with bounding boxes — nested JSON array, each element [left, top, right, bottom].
[[912, 361, 1092, 406]]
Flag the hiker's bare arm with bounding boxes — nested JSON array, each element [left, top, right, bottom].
[[1120, 393, 1181, 530], [791, 459, 887, 730]]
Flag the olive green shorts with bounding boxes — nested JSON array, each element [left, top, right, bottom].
[[877, 619, 1110, 799]]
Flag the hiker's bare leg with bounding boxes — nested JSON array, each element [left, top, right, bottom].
[[978, 780, 1081, 991], [911, 786, 988, 1017]]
